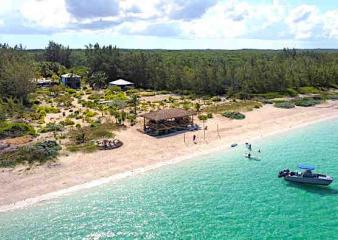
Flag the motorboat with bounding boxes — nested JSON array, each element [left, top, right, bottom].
[[278, 164, 333, 186]]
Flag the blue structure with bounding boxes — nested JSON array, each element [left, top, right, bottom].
[[298, 164, 316, 170], [60, 73, 81, 89]]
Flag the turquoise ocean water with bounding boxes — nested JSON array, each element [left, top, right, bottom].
[[1, 118, 338, 239]]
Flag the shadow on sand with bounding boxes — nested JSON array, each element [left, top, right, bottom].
[[286, 182, 338, 196]]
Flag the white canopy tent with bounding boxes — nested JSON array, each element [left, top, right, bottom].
[[109, 79, 134, 88]]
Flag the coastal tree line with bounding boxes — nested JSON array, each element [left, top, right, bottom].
[[1, 41, 338, 101], [36, 42, 338, 97]]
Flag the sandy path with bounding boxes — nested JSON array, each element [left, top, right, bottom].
[[1, 102, 338, 210]]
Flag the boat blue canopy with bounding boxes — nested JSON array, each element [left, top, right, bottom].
[[298, 164, 315, 170]]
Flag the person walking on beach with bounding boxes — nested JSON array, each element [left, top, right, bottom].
[[193, 135, 197, 144]]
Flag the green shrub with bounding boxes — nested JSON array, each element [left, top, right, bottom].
[[62, 118, 75, 126], [204, 101, 262, 113], [88, 93, 103, 100], [294, 98, 321, 107], [207, 113, 213, 118], [0, 141, 61, 167], [126, 89, 139, 95], [40, 123, 63, 133], [329, 83, 338, 89], [286, 88, 298, 97], [66, 122, 116, 152], [36, 106, 60, 114], [274, 101, 295, 109], [0, 122, 36, 139], [223, 111, 246, 120], [66, 88, 77, 94], [256, 92, 284, 99], [259, 99, 273, 104], [198, 114, 208, 121], [327, 94, 338, 100], [67, 142, 97, 153], [297, 87, 320, 94], [84, 110, 97, 118], [139, 92, 156, 97]]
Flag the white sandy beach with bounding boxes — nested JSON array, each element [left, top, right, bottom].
[[1, 102, 338, 212]]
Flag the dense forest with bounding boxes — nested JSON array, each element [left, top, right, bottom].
[[2, 41, 338, 100]]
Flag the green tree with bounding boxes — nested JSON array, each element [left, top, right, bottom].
[[130, 94, 139, 115], [44, 41, 71, 68], [89, 71, 108, 89], [0, 49, 35, 104]]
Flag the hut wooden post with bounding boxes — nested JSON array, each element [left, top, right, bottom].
[[143, 117, 145, 131]]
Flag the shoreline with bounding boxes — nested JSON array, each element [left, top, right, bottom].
[[1, 106, 338, 213]]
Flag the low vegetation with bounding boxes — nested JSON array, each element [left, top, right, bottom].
[[204, 101, 262, 113], [66, 122, 116, 153], [40, 122, 63, 133], [0, 121, 36, 139], [222, 111, 246, 120], [274, 101, 295, 109], [294, 98, 321, 107], [0, 141, 61, 168]]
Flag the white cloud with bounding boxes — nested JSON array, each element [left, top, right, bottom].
[[179, 0, 287, 39], [180, 1, 249, 39], [0, 0, 12, 16], [286, 5, 321, 40], [0, 0, 336, 45], [323, 10, 338, 39], [254, 0, 286, 28], [20, 0, 72, 28], [120, 0, 163, 19]]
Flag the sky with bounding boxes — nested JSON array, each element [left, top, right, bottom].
[[0, 0, 337, 49]]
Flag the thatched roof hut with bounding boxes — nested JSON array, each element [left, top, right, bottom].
[[141, 109, 194, 121], [140, 108, 195, 136]]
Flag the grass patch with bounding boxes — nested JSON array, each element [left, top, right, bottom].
[[274, 101, 295, 109], [223, 111, 246, 120], [0, 141, 61, 168], [40, 123, 63, 133], [139, 91, 156, 97], [0, 121, 36, 139], [297, 87, 320, 94], [255, 92, 285, 99], [66, 122, 117, 152], [67, 142, 97, 153], [327, 94, 338, 100], [294, 98, 321, 107], [204, 101, 262, 113], [35, 106, 60, 114]]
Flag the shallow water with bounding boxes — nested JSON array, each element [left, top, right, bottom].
[[1, 119, 338, 239]]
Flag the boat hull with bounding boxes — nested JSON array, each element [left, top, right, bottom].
[[284, 176, 333, 186]]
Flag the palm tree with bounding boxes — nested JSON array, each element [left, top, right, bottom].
[[130, 94, 139, 115]]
